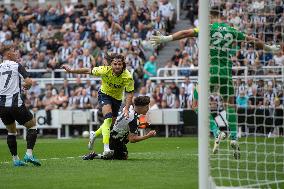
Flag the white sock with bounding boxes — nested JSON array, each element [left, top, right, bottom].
[[12, 155, 20, 161], [104, 144, 110, 152], [26, 149, 33, 156]]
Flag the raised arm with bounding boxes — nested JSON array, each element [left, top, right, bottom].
[[245, 35, 280, 53], [150, 28, 198, 47], [123, 91, 134, 118], [61, 64, 91, 75]]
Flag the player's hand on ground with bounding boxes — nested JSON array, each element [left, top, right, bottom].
[[147, 130, 156, 137], [61, 64, 72, 73], [264, 44, 281, 53]]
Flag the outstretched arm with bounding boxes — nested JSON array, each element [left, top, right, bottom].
[[61, 64, 91, 75], [128, 130, 156, 143], [150, 28, 198, 46], [246, 35, 280, 53]]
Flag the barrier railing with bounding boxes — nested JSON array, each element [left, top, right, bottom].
[[0, 108, 183, 138], [26, 66, 284, 86]]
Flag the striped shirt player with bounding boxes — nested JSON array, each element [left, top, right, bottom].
[[109, 107, 140, 159], [0, 46, 41, 167], [0, 60, 33, 125], [82, 96, 156, 160]]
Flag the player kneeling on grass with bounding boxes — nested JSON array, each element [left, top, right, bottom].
[[0, 45, 40, 166], [83, 96, 156, 160]]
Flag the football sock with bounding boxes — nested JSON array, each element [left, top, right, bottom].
[[7, 133, 17, 157], [210, 114, 220, 139], [195, 108, 220, 139], [104, 144, 110, 152], [227, 107, 237, 140], [26, 128, 37, 155], [12, 155, 20, 161], [95, 127, 102, 137], [102, 118, 112, 145]]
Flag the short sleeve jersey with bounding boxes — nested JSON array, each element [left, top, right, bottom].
[[110, 107, 139, 143], [91, 66, 134, 100]]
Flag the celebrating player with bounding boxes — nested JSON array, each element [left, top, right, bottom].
[[0, 45, 41, 166], [82, 96, 156, 160], [150, 6, 280, 159], [62, 53, 134, 157]]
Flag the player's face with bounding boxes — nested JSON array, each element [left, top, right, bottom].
[[6, 49, 20, 62], [111, 59, 124, 75], [136, 105, 150, 115]]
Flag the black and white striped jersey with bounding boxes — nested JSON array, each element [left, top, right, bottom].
[[0, 60, 28, 107], [110, 108, 139, 143]]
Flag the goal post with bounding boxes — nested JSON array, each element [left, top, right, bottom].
[[198, 1, 284, 189], [198, 0, 210, 189]]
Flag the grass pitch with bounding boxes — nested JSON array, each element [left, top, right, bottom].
[[0, 137, 283, 189], [0, 137, 197, 189]]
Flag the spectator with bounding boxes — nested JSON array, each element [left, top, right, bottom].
[[171, 48, 182, 66], [143, 55, 157, 84], [236, 90, 249, 109], [162, 87, 176, 108]]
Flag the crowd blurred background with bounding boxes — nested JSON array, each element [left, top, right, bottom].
[[0, 0, 283, 123]]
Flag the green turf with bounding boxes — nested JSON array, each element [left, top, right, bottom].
[[0, 137, 283, 189], [0, 137, 197, 189]]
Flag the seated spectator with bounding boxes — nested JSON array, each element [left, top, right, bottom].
[[163, 60, 177, 77], [162, 87, 176, 108], [78, 89, 92, 109]]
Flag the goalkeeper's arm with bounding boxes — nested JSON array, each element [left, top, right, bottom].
[[150, 28, 198, 45], [246, 35, 280, 53]]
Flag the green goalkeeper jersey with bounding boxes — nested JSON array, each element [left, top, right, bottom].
[[209, 22, 246, 77]]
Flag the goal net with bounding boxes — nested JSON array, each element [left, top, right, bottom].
[[199, 1, 284, 188]]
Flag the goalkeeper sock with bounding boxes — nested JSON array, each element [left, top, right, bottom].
[[227, 107, 237, 140], [195, 108, 220, 138], [210, 114, 220, 139]]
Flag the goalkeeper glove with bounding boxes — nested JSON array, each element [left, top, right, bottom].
[[264, 44, 281, 53], [150, 31, 173, 47]]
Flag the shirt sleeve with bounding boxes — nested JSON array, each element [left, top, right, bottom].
[[91, 66, 108, 77], [232, 27, 246, 41], [128, 118, 138, 134], [18, 63, 29, 79]]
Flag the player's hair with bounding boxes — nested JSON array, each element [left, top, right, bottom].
[[134, 96, 150, 107], [210, 6, 223, 18], [0, 44, 14, 56], [105, 52, 126, 70]]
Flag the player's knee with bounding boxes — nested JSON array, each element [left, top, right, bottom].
[[24, 118, 36, 129]]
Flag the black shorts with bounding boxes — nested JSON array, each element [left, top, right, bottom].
[[109, 137, 128, 160], [98, 90, 122, 117], [0, 105, 33, 125]]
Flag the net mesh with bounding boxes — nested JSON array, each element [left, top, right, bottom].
[[208, 1, 284, 188]]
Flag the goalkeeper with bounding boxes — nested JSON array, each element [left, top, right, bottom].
[[150, 6, 280, 159], [62, 53, 134, 158], [82, 96, 156, 160]]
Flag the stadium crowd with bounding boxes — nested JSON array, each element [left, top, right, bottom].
[[0, 0, 284, 113]]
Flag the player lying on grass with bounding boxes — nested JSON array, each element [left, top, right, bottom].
[[0, 45, 41, 166], [62, 53, 134, 158], [82, 96, 156, 160], [150, 6, 280, 159]]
